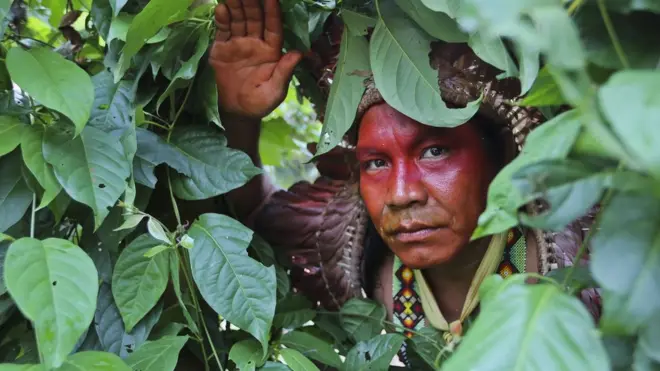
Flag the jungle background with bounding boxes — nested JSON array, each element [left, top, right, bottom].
[[0, 0, 659, 370]]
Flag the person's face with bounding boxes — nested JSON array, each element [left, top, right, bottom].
[[356, 104, 498, 269]]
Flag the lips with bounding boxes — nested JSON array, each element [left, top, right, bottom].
[[389, 222, 443, 243]]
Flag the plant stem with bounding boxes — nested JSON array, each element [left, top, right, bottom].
[[30, 193, 36, 238], [597, 0, 630, 69], [567, 0, 585, 15], [144, 120, 171, 131], [177, 249, 211, 371], [180, 249, 224, 371], [167, 170, 183, 227]]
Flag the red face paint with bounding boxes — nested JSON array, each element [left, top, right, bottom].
[[356, 103, 497, 269]]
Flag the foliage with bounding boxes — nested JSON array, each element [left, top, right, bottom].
[[0, 0, 659, 370]]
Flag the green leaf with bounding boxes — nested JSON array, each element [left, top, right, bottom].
[[546, 266, 599, 294], [229, 339, 267, 370], [112, 234, 170, 332], [598, 70, 660, 179], [133, 128, 190, 188], [315, 28, 369, 156], [343, 334, 406, 371], [4, 238, 98, 369], [518, 66, 566, 107], [370, 0, 480, 128], [340, 298, 386, 343], [0, 0, 11, 40], [639, 316, 660, 364], [281, 331, 342, 368], [468, 31, 518, 80], [116, 0, 193, 81], [0, 151, 33, 233], [591, 193, 660, 332], [110, 0, 128, 16], [407, 327, 446, 369], [146, 218, 170, 245], [395, 0, 467, 42], [473, 109, 582, 239], [168, 253, 200, 336], [6, 48, 94, 136], [156, 27, 210, 109], [124, 336, 189, 371], [90, 0, 112, 40], [259, 362, 292, 371], [188, 214, 276, 350], [88, 71, 136, 135], [0, 116, 24, 157], [143, 244, 170, 258], [114, 214, 146, 231], [341, 9, 376, 36], [21, 125, 61, 210], [169, 126, 261, 200], [259, 118, 298, 166], [108, 14, 172, 44], [95, 283, 163, 358], [280, 348, 320, 371], [274, 294, 316, 330], [59, 352, 130, 371], [284, 4, 310, 49], [43, 124, 131, 229], [419, 0, 455, 14], [511, 160, 607, 231], [189, 63, 223, 128], [442, 279, 610, 371]]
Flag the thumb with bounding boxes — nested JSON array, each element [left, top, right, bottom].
[[271, 51, 303, 88]]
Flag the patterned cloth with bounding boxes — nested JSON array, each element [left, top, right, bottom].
[[392, 228, 527, 338]]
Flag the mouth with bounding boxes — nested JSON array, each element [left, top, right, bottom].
[[389, 223, 444, 243]]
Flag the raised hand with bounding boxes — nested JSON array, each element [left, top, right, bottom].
[[210, 0, 303, 119]]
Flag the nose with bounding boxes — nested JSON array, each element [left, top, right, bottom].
[[385, 161, 427, 210]]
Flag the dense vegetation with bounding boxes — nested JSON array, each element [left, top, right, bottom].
[[0, 0, 659, 370]]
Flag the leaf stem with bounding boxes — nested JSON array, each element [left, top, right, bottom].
[[167, 169, 183, 227], [30, 193, 36, 238], [567, 0, 585, 15], [597, 0, 630, 69], [144, 120, 171, 131]]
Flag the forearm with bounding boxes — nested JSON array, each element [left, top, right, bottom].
[[221, 111, 278, 224]]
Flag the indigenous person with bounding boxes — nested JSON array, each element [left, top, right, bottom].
[[209, 0, 601, 362]]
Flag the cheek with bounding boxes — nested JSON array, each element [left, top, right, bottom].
[[359, 176, 384, 224]]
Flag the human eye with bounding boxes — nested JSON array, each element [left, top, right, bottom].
[[364, 159, 388, 171], [420, 146, 449, 159]]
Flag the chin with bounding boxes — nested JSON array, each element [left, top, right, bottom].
[[394, 243, 462, 270]]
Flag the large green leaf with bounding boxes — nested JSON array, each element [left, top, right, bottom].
[[0, 0, 11, 40], [156, 27, 209, 109], [116, 0, 193, 81], [340, 298, 386, 343], [394, 0, 467, 42], [110, 0, 128, 16], [0, 116, 24, 156], [4, 238, 99, 369], [112, 234, 170, 332], [90, 0, 112, 40], [88, 71, 135, 135], [467, 31, 518, 78], [341, 9, 376, 36], [43, 124, 131, 229], [442, 277, 609, 371], [124, 336, 188, 371], [6, 48, 93, 135], [343, 334, 406, 371], [473, 109, 582, 239], [281, 331, 342, 368], [21, 125, 61, 210], [280, 349, 320, 371], [370, 0, 480, 128], [188, 214, 276, 349], [518, 66, 566, 107], [0, 151, 32, 233], [169, 126, 261, 200], [189, 63, 222, 128], [591, 193, 660, 331], [599, 70, 660, 179], [315, 27, 369, 156], [95, 283, 163, 357]]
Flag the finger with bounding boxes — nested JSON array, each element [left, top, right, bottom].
[[214, 4, 231, 41], [242, 0, 264, 38], [263, 0, 283, 48], [226, 0, 247, 37], [270, 51, 303, 88]]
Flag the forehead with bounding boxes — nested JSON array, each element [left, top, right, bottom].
[[356, 104, 474, 149]]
